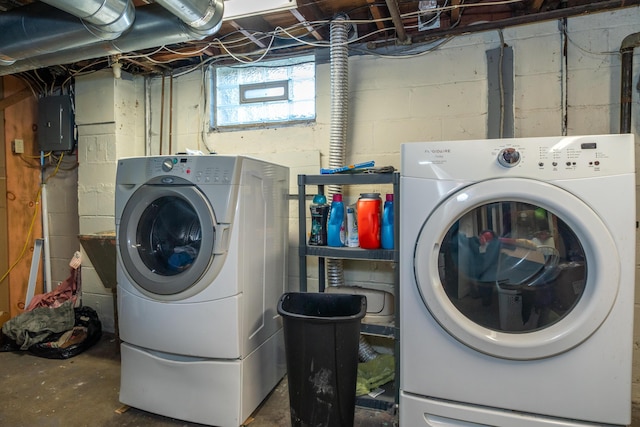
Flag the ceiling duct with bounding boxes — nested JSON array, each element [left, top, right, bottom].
[[155, 0, 223, 36], [0, 0, 224, 76], [0, 0, 135, 66], [41, 0, 135, 33]]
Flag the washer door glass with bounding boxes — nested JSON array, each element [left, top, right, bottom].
[[119, 185, 216, 295], [414, 178, 619, 360], [137, 196, 202, 275]]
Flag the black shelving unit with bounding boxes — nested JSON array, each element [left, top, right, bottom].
[[297, 172, 400, 410]]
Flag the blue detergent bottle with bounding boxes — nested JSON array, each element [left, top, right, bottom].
[[381, 193, 394, 249], [327, 193, 346, 247]]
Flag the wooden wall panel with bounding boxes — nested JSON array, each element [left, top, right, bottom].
[[3, 76, 42, 316], [0, 78, 7, 315]]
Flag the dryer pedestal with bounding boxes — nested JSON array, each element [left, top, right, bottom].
[[400, 393, 605, 427]]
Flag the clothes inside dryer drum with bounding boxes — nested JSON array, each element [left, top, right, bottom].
[[439, 201, 586, 333], [136, 196, 203, 276]]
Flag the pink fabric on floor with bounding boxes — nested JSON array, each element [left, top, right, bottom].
[[26, 268, 79, 311]]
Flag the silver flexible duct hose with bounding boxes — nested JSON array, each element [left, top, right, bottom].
[[327, 14, 378, 360], [326, 14, 350, 289]]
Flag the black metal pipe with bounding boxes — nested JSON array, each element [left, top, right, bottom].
[[620, 32, 640, 134]]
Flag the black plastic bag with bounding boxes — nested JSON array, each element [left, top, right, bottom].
[[0, 306, 102, 359]]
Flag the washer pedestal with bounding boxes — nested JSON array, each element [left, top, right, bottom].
[[120, 329, 286, 427]]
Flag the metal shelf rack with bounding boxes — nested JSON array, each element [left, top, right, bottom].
[[297, 172, 400, 409]]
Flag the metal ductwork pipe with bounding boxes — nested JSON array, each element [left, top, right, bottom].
[[155, 0, 223, 36], [0, 0, 224, 76], [326, 14, 350, 289], [42, 0, 135, 33], [620, 32, 640, 134], [0, 0, 135, 66]]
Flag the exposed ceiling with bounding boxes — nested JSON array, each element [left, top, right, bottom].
[[0, 0, 638, 87]]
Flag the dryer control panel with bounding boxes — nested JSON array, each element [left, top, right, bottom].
[[497, 147, 521, 168], [401, 134, 635, 180]]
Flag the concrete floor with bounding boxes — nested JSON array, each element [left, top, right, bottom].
[[1, 332, 638, 427], [0, 333, 398, 427]]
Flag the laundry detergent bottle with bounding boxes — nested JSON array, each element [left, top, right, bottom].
[[381, 193, 394, 249], [327, 194, 346, 247], [357, 193, 381, 249], [308, 194, 329, 246]]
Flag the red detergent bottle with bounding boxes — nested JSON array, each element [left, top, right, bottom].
[[357, 193, 381, 249]]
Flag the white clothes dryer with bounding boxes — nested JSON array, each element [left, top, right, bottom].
[[115, 155, 289, 427], [400, 134, 635, 426]]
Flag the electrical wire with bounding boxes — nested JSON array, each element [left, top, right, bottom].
[[0, 186, 42, 286], [14, 0, 529, 96], [566, 32, 618, 56], [0, 153, 64, 287], [112, 0, 526, 70]]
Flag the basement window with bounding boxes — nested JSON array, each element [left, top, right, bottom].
[[211, 55, 316, 129]]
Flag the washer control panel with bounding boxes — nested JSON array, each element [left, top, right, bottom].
[[161, 158, 174, 172], [146, 156, 239, 184]]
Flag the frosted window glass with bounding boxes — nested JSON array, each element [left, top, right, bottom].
[[211, 55, 316, 128], [217, 87, 238, 106]]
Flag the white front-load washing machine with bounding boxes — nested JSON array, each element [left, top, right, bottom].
[[115, 155, 289, 427], [400, 134, 635, 426]]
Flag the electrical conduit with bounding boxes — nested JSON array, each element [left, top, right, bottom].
[[620, 32, 640, 133]]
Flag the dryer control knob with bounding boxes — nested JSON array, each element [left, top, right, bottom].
[[497, 148, 521, 167], [162, 158, 174, 172]]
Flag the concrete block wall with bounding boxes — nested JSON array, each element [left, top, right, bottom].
[[157, 9, 638, 296], [70, 5, 640, 400], [147, 70, 210, 156], [45, 166, 79, 287], [75, 70, 144, 333], [143, 5, 640, 402]]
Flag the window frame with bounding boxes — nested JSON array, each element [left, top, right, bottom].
[[209, 54, 316, 131]]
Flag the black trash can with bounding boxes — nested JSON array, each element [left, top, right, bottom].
[[278, 292, 367, 427]]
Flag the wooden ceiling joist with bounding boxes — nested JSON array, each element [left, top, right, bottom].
[[0, 88, 31, 112], [366, 0, 389, 31], [230, 20, 268, 48], [289, 8, 324, 41], [295, 0, 329, 40], [451, 0, 461, 24], [532, 0, 546, 12]]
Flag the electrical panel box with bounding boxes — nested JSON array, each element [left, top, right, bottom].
[[37, 95, 75, 152]]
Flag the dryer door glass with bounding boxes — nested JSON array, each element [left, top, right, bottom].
[[438, 201, 585, 333], [413, 178, 619, 360]]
